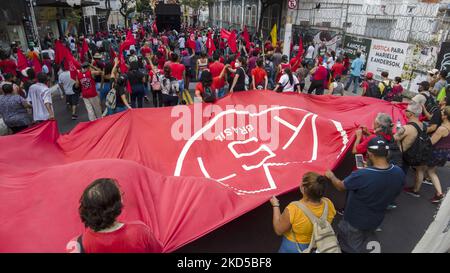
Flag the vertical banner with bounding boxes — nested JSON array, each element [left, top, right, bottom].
[[283, 23, 293, 58], [436, 41, 450, 72], [366, 39, 410, 80]]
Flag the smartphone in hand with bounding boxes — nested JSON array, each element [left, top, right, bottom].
[[355, 154, 365, 169]]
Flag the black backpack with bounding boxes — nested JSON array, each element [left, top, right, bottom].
[[365, 81, 382, 99], [381, 81, 393, 100], [401, 122, 433, 166], [422, 93, 439, 115], [202, 86, 216, 103]]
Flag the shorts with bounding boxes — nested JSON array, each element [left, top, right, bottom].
[[278, 236, 309, 253], [337, 220, 377, 253], [66, 94, 79, 106]]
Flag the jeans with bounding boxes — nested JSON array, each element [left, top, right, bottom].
[[217, 87, 225, 98], [131, 84, 145, 108], [107, 106, 128, 115], [337, 220, 377, 253], [278, 236, 309, 253], [152, 90, 163, 107], [100, 82, 111, 101], [345, 75, 360, 94]]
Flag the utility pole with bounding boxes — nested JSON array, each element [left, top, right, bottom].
[[28, 0, 42, 50]]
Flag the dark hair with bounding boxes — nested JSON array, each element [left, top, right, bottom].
[[301, 172, 328, 202], [163, 65, 171, 76], [79, 178, 123, 232], [394, 77, 402, 84], [356, 52, 361, 58], [238, 56, 247, 68], [200, 70, 213, 88], [440, 70, 448, 78], [37, 72, 48, 84], [171, 53, 179, 62], [256, 57, 264, 67], [213, 53, 220, 61], [285, 67, 294, 85], [116, 74, 128, 88], [129, 61, 139, 71], [381, 71, 389, 78], [27, 68, 36, 80], [2, 83, 13, 94], [3, 73, 14, 80], [200, 52, 207, 58]]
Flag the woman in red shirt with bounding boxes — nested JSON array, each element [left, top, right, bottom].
[[252, 58, 268, 90], [307, 58, 328, 95], [71, 178, 163, 253]]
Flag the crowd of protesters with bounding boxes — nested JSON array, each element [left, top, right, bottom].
[[1, 21, 449, 254]]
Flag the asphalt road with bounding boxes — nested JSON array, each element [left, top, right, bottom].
[[52, 83, 450, 253]]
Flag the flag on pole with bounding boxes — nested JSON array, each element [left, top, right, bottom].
[[220, 29, 232, 40], [31, 55, 42, 74], [228, 30, 237, 53], [17, 49, 28, 71], [242, 26, 251, 51], [270, 24, 277, 47], [296, 35, 304, 60], [206, 32, 216, 57]]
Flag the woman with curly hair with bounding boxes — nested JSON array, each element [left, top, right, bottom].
[[75, 178, 162, 253]]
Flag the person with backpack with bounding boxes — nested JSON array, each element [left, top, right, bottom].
[[433, 70, 448, 102], [229, 56, 249, 93], [274, 67, 300, 93], [413, 81, 440, 133], [251, 58, 268, 90], [326, 136, 405, 253], [385, 77, 404, 102], [361, 72, 381, 99], [328, 75, 344, 96], [307, 58, 328, 95], [127, 61, 146, 108], [264, 55, 275, 90], [394, 102, 433, 198], [378, 71, 393, 99], [425, 105, 450, 203], [148, 59, 163, 108], [270, 172, 338, 253], [104, 58, 132, 115], [160, 65, 179, 107]]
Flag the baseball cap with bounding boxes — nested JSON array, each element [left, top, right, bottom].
[[366, 72, 374, 79], [428, 68, 439, 75], [367, 136, 389, 156], [417, 81, 430, 90]]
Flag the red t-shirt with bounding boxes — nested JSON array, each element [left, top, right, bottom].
[[331, 63, 345, 77], [209, 61, 225, 88], [157, 56, 166, 70], [356, 133, 392, 155], [0, 59, 17, 75], [141, 47, 151, 56], [170, 63, 185, 80], [313, 65, 328, 81], [78, 70, 97, 98], [252, 67, 267, 86], [81, 221, 163, 253]]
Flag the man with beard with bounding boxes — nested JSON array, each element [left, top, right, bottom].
[[325, 137, 404, 253]]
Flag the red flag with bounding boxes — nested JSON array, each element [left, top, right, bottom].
[[228, 30, 237, 53], [206, 32, 216, 57], [186, 33, 196, 52], [0, 92, 408, 253], [152, 21, 159, 35], [220, 29, 231, 40], [31, 55, 42, 74], [79, 39, 89, 63], [17, 48, 28, 71], [127, 30, 136, 45], [242, 26, 250, 51], [54, 40, 65, 66], [296, 35, 304, 60]]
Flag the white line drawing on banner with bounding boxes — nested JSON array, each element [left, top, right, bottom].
[[175, 106, 348, 195]]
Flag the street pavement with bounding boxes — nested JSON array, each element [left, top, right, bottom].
[[52, 81, 450, 253]]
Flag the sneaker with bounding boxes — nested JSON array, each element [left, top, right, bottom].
[[336, 209, 345, 216], [404, 187, 420, 197], [144, 96, 150, 103], [71, 115, 78, 120], [423, 178, 433, 186], [431, 194, 444, 204], [386, 203, 397, 210]]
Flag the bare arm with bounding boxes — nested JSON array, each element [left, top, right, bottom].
[[121, 94, 132, 109], [252, 75, 256, 90], [325, 170, 346, 192], [264, 76, 268, 90], [430, 127, 447, 145], [45, 102, 54, 120], [270, 197, 292, 236], [230, 72, 239, 93]]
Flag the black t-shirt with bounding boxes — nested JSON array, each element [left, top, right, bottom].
[[234, 67, 246, 92], [116, 87, 127, 108], [127, 70, 145, 86]]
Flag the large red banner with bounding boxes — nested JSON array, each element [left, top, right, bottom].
[[0, 92, 407, 252]]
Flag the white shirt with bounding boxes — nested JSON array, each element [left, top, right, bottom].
[[279, 74, 300, 92], [27, 82, 53, 121], [41, 49, 55, 60], [178, 37, 186, 48], [306, 45, 315, 59], [58, 71, 75, 95]]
